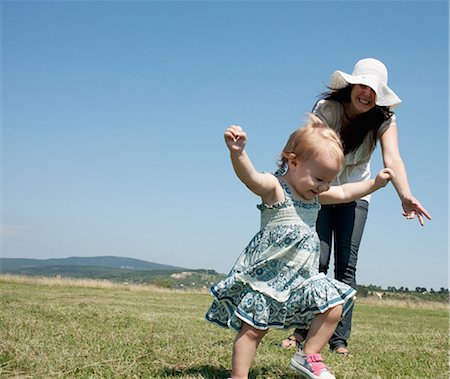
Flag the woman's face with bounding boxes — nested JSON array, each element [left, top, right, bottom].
[[349, 84, 376, 115]]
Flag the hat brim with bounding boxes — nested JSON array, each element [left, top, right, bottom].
[[330, 70, 402, 109]]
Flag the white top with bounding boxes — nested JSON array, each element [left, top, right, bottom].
[[313, 99, 395, 202]]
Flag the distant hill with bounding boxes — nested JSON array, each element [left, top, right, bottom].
[[0, 256, 226, 289], [0, 256, 187, 272]]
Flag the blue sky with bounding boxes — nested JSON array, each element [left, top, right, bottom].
[[1, 1, 448, 290]]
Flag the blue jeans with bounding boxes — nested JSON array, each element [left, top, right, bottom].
[[294, 200, 369, 350]]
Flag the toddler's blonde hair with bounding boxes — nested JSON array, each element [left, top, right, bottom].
[[278, 113, 344, 169]]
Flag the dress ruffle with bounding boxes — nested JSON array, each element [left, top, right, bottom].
[[205, 273, 355, 331]]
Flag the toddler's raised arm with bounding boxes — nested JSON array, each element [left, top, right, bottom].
[[224, 125, 279, 202]]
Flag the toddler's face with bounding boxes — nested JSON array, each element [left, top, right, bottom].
[[288, 153, 341, 201]]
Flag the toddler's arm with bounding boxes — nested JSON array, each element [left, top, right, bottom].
[[319, 168, 395, 205], [224, 125, 281, 203]]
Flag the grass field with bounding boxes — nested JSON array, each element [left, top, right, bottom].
[[0, 275, 448, 378]]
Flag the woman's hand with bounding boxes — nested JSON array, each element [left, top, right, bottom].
[[401, 196, 431, 226], [224, 125, 247, 153]]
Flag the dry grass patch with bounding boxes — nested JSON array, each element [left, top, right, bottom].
[[0, 274, 207, 294], [357, 295, 449, 310]]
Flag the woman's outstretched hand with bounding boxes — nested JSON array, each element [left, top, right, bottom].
[[224, 125, 247, 153], [401, 196, 431, 226]]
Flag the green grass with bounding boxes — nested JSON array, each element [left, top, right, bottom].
[[0, 276, 448, 378]]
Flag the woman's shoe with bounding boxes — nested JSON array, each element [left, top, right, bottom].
[[333, 346, 351, 356], [280, 333, 304, 349]]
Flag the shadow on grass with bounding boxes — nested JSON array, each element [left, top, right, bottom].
[[158, 365, 229, 378], [158, 364, 294, 378]]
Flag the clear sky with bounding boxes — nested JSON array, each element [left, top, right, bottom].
[[1, 1, 448, 290]]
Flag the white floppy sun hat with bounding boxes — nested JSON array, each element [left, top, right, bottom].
[[330, 58, 402, 109]]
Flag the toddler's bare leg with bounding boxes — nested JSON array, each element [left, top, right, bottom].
[[303, 305, 342, 354], [231, 322, 267, 379]]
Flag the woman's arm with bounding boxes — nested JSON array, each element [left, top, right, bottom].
[[379, 122, 431, 225], [225, 125, 282, 204], [319, 169, 394, 205]]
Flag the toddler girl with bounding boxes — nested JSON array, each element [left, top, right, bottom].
[[205, 114, 393, 379]]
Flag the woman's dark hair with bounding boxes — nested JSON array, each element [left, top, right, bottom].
[[319, 85, 394, 155]]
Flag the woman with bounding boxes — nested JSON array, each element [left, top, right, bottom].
[[281, 58, 431, 355]]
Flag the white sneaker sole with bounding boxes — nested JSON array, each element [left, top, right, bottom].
[[290, 358, 335, 379]]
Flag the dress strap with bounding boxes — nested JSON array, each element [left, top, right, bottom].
[[277, 177, 294, 204], [273, 166, 292, 196], [273, 166, 286, 178]]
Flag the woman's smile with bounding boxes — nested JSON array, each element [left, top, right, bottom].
[[350, 84, 376, 114]]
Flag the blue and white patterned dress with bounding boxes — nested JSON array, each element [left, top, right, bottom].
[[205, 170, 356, 331]]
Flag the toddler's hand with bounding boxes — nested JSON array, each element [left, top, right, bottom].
[[375, 168, 395, 188], [224, 125, 247, 152]]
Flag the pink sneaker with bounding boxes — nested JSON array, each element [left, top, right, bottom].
[[290, 352, 335, 379]]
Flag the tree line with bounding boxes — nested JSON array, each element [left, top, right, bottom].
[[356, 284, 449, 301]]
